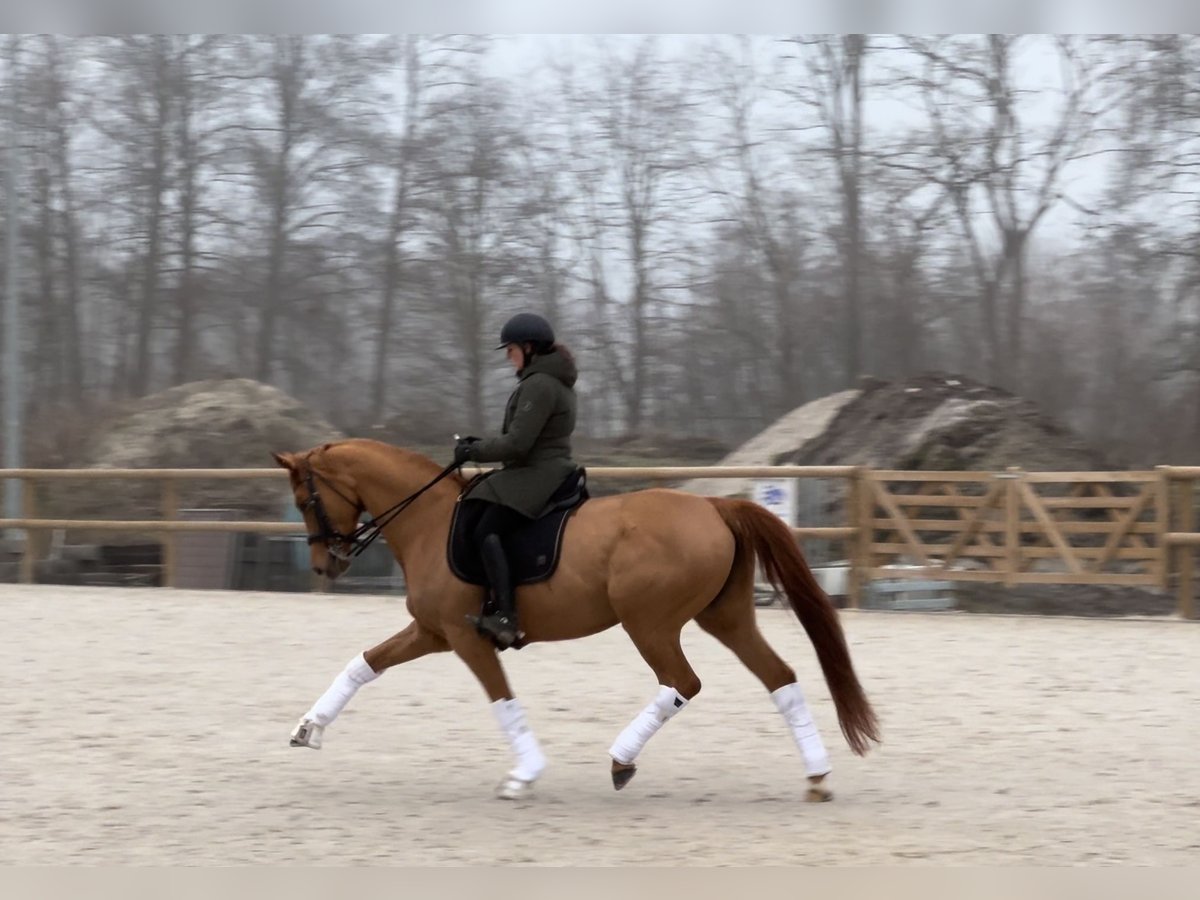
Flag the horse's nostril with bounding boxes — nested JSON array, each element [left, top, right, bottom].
[[312, 567, 324, 576]]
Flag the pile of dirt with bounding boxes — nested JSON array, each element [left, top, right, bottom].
[[787, 373, 1120, 472], [687, 373, 1120, 501], [43, 378, 343, 524]]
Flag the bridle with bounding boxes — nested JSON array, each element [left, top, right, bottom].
[[298, 461, 461, 561], [300, 469, 365, 561]]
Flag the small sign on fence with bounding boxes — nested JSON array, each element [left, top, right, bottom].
[[752, 478, 798, 527]]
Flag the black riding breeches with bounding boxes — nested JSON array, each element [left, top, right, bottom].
[[468, 500, 531, 551]]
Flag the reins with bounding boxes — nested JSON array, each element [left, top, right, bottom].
[[303, 461, 462, 559]]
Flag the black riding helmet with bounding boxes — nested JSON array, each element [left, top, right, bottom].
[[496, 312, 555, 350]]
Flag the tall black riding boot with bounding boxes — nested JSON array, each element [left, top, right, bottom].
[[476, 533, 522, 649]]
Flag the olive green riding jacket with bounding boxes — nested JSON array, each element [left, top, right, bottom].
[[464, 349, 579, 518]]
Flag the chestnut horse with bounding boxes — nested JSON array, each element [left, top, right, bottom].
[[274, 438, 878, 800]]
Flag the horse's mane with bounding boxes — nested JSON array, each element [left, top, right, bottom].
[[316, 438, 469, 489]]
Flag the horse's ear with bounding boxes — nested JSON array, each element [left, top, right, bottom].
[[271, 451, 294, 471]]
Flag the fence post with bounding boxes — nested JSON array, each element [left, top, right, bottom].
[[1154, 466, 1170, 591], [1180, 476, 1195, 620], [18, 477, 35, 584], [161, 478, 178, 588], [846, 469, 862, 609], [853, 468, 874, 608], [1004, 467, 1021, 587]]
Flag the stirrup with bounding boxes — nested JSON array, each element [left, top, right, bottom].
[[468, 613, 524, 650]]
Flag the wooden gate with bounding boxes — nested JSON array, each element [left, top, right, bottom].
[[859, 469, 1167, 587]]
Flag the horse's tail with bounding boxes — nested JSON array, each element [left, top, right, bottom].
[[710, 497, 880, 756]]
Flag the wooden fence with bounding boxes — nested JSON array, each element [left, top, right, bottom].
[[1, 465, 1197, 618]]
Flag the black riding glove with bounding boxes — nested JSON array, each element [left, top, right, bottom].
[[453, 436, 480, 466]]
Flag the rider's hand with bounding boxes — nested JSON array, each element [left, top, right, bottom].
[[453, 436, 480, 466]]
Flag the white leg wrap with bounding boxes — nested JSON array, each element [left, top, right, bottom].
[[609, 685, 688, 766], [304, 653, 381, 726], [492, 698, 546, 783], [771, 682, 831, 777]]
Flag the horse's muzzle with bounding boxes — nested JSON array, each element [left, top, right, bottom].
[[314, 556, 351, 580]]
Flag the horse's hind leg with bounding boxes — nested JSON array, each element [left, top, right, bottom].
[[695, 578, 834, 801], [608, 626, 701, 791], [289, 620, 448, 749]]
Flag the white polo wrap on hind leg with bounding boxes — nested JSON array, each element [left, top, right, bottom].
[[609, 685, 689, 765], [771, 682, 831, 777], [492, 698, 546, 783], [304, 653, 381, 726]]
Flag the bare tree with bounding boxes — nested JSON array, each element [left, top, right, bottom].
[[421, 56, 526, 432], [233, 36, 390, 386], [899, 35, 1108, 388], [89, 36, 175, 396], [702, 37, 813, 414], [562, 37, 701, 434], [359, 35, 487, 424], [866, 153, 949, 377], [168, 35, 236, 386], [368, 35, 422, 423], [1103, 35, 1200, 453], [780, 35, 869, 382]]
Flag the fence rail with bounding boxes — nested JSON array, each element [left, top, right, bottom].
[[1, 465, 1197, 618]]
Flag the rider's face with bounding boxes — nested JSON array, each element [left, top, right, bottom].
[[505, 343, 524, 371]]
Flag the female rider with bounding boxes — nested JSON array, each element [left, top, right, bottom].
[[453, 312, 579, 649]]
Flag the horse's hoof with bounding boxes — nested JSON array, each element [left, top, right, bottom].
[[495, 774, 535, 800], [805, 775, 833, 802], [611, 762, 637, 791], [289, 718, 324, 749]]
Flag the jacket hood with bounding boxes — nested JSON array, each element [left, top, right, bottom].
[[521, 348, 577, 388]]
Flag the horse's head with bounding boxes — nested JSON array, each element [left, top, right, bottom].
[[272, 446, 363, 580]]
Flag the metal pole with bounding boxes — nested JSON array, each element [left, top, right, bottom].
[[3, 35, 23, 535]]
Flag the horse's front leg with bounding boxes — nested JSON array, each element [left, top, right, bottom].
[[448, 628, 546, 800], [289, 620, 448, 749]]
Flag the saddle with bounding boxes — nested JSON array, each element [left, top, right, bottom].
[[447, 468, 589, 586]]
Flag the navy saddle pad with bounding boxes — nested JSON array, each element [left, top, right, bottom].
[[447, 468, 589, 586]]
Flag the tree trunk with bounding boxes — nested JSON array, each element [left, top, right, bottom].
[[771, 272, 802, 413], [370, 37, 419, 423], [131, 36, 171, 396], [1005, 230, 1027, 389], [889, 252, 921, 376], [255, 39, 299, 383], [842, 35, 866, 381], [33, 148, 59, 404], [54, 155, 84, 403], [626, 258, 649, 434], [371, 196, 403, 422], [46, 37, 83, 403], [173, 41, 198, 386], [465, 269, 485, 435]]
